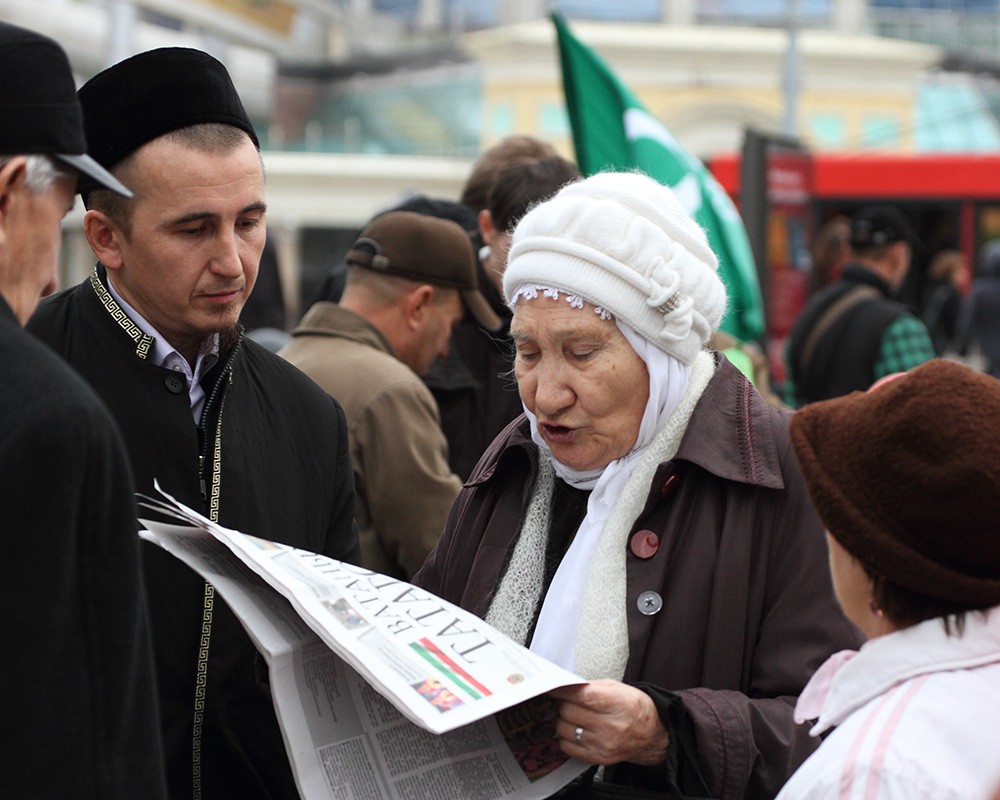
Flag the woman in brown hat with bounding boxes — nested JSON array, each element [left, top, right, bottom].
[[779, 358, 1000, 798]]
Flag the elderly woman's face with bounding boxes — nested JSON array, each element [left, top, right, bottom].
[[512, 294, 649, 471]]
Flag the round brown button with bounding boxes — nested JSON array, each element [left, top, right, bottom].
[[630, 529, 659, 559]]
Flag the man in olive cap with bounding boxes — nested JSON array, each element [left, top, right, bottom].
[[27, 46, 359, 799], [281, 211, 498, 581], [0, 21, 167, 799]]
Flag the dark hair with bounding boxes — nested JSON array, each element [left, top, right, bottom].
[[460, 135, 558, 211], [486, 156, 580, 234], [867, 569, 990, 636]]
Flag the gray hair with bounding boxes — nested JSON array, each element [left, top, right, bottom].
[[0, 154, 71, 193]]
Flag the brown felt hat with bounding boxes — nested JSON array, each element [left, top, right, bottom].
[[346, 210, 501, 332], [790, 359, 1000, 606]]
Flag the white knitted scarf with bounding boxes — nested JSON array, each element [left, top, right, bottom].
[[486, 348, 715, 679]]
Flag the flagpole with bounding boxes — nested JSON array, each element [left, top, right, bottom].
[[106, 0, 137, 69], [782, 0, 801, 137]]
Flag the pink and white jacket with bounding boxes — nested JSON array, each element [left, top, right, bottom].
[[777, 606, 1000, 799]]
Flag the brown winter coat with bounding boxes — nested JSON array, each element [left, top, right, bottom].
[[281, 302, 462, 579], [414, 356, 862, 799]]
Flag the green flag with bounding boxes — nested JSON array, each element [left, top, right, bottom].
[[553, 12, 764, 342]]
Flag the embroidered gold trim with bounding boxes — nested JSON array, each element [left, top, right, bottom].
[[191, 582, 214, 800], [89, 269, 154, 360], [192, 389, 227, 800], [208, 386, 227, 520]]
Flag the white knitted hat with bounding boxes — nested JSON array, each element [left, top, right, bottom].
[[504, 171, 727, 364]]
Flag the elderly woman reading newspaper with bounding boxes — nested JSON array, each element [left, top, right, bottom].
[[413, 172, 862, 800]]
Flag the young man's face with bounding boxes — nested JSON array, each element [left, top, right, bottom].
[[101, 134, 266, 355]]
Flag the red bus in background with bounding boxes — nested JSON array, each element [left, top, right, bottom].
[[710, 151, 1000, 266], [708, 150, 1000, 385]]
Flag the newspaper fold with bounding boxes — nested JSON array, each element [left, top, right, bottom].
[[139, 483, 588, 800]]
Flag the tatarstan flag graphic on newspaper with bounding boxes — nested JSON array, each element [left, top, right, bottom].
[[552, 12, 765, 343], [411, 638, 494, 703]]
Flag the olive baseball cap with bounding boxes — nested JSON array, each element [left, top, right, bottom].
[[346, 210, 501, 332]]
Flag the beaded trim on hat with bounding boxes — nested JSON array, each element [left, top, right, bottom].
[[655, 293, 683, 315], [510, 284, 614, 320]]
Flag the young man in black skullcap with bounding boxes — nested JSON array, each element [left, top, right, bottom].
[[0, 22, 167, 799], [27, 48, 360, 800]]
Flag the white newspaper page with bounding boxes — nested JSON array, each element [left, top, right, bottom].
[[140, 492, 589, 800]]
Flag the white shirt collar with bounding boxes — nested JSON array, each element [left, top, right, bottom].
[[106, 277, 220, 422]]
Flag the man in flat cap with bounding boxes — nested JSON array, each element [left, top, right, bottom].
[[281, 211, 497, 580], [0, 22, 167, 799], [27, 47, 359, 799], [785, 204, 935, 406]]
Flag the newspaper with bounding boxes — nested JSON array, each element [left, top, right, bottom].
[[139, 486, 588, 800]]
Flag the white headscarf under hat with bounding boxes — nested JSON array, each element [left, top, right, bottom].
[[486, 172, 727, 677], [487, 286, 715, 678]]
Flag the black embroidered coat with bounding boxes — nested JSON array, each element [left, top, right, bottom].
[[28, 268, 360, 799]]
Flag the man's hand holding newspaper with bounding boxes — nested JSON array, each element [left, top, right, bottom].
[[139, 485, 588, 800]]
